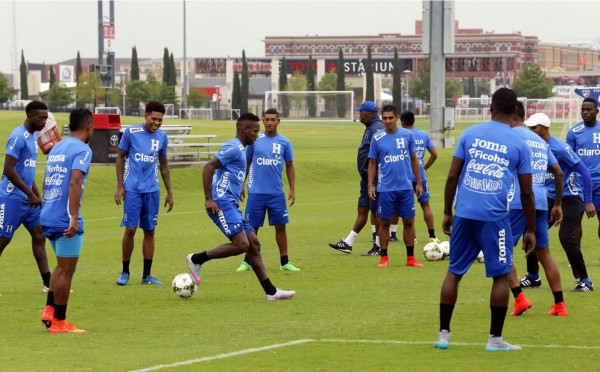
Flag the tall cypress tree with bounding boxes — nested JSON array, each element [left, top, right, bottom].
[[306, 54, 316, 118], [49, 65, 56, 86], [240, 50, 249, 114], [279, 56, 289, 117], [162, 47, 170, 84], [20, 50, 28, 99], [76, 51, 83, 81], [131, 46, 140, 81], [169, 53, 177, 86], [336, 48, 346, 118], [232, 70, 241, 112], [392, 47, 401, 110], [365, 45, 374, 102]]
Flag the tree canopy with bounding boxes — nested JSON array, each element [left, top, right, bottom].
[[511, 62, 554, 98]]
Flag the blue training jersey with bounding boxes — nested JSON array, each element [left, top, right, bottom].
[[368, 127, 416, 192], [546, 136, 583, 200], [407, 128, 434, 182], [247, 132, 293, 194], [0, 125, 38, 200], [40, 137, 92, 232], [453, 121, 531, 221], [213, 138, 246, 206], [566, 121, 600, 184], [509, 126, 557, 211], [119, 124, 168, 193]]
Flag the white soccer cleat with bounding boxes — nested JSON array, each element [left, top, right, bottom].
[[266, 288, 296, 301], [186, 253, 202, 285]]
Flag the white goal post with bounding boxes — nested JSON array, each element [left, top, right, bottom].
[[94, 107, 121, 115], [265, 91, 355, 121], [164, 103, 176, 119], [179, 108, 213, 121]]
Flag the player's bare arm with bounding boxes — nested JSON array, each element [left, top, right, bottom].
[[159, 155, 173, 212]]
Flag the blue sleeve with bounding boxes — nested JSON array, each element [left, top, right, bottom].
[[566, 130, 575, 150], [548, 148, 557, 167], [284, 139, 293, 162], [159, 132, 168, 157], [246, 144, 254, 160], [5, 134, 24, 159], [574, 161, 593, 204], [408, 132, 416, 154], [453, 134, 466, 160], [367, 137, 377, 160], [118, 129, 131, 152], [72, 148, 92, 174], [215, 144, 238, 166], [426, 134, 435, 151], [517, 142, 532, 174]]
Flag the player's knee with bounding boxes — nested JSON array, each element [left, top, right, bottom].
[[124, 227, 137, 238]]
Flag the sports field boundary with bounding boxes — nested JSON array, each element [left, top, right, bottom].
[[130, 338, 600, 371]]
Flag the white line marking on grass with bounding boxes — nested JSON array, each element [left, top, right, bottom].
[[129, 339, 313, 372], [130, 338, 600, 371]]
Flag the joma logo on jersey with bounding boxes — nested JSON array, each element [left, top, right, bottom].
[[498, 229, 507, 263], [272, 143, 282, 155], [471, 138, 508, 154]]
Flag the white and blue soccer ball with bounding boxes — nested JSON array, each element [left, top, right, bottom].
[[476, 251, 485, 263], [438, 241, 450, 260], [423, 242, 443, 261], [172, 273, 197, 299]]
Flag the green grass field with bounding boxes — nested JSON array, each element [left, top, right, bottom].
[[1, 111, 599, 371]]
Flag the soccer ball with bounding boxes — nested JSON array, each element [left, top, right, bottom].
[[476, 251, 485, 263], [423, 242, 443, 261], [172, 273, 197, 299], [438, 241, 450, 260]]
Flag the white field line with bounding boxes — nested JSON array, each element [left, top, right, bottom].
[[130, 338, 600, 371]]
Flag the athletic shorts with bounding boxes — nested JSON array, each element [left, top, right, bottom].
[[358, 176, 377, 212], [0, 197, 40, 238], [207, 202, 254, 240], [509, 209, 549, 249], [121, 191, 160, 230], [43, 226, 84, 258], [245, 193, 289, 227], [413, 180, 431, 204], [377, 190, 416, 220], [448, 216, 513, 278]]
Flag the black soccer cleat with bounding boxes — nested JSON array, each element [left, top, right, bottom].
[[329, 240, 352, 254]]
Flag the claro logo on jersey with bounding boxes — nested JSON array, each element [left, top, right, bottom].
[[24, 159, 36, 167], [134, 153, 156, 162], [257, 155, 282, 166]]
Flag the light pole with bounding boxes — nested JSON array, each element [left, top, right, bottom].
[[119, 71, 127, 115], [402, 69, 412, 112]]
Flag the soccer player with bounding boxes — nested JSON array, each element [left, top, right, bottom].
[[329, 101, 384, 256], [367, 104, 423, 268], [0, 101, 52, 292], [236, 109, 299, 272], [434, 88, 535, 352], [186, 113, 295, 300], [565, 97, 600, 291], [114, 101, 174, 286], [524, 112, 596, 292], [507, 107, 568, 317], [40, 108, 94, 333], [399, 110, 439, 244]]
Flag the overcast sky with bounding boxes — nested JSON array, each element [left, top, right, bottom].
[[1, 0, 599, 73]]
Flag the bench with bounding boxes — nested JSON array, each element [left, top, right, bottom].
[[166, 142, 225, 161]]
